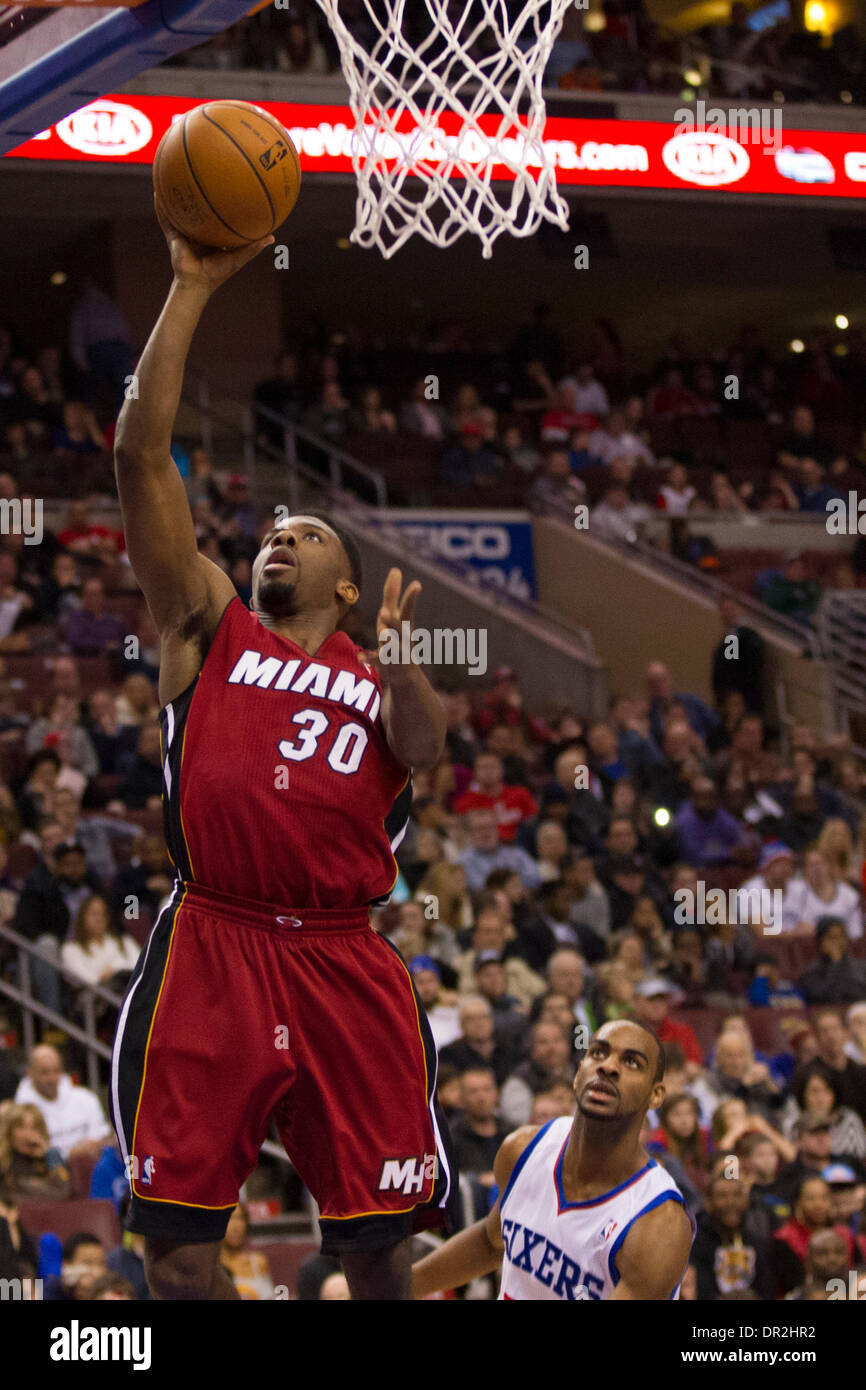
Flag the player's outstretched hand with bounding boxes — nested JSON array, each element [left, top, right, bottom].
[[155, 193, 274, 294], [358, 567, 421, 684]]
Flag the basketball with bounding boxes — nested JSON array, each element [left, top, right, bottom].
[[152, 100, 301, 249]]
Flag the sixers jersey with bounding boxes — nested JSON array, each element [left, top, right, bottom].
[[159, 597, 411, 908], [498, 1118, 691, 1301]]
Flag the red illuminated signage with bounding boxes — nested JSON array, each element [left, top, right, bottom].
[[5, 94, 866, 200]]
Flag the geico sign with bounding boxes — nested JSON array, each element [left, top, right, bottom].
[[661, 131, 750, 187], [844, 151, 866, 182], [56, 100, 152, 157], [399, 524, 511, 560]]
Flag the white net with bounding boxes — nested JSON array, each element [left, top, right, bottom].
[[313, 0, 573, 259]]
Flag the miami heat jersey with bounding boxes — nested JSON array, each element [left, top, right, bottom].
[[159, 596, 411, 908], [498, 1117, 691, 1300]]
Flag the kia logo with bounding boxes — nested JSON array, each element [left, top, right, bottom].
[[662, 131, 750, 187], [56, 100, 153, 157]]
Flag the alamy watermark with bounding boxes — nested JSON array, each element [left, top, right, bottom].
[[673, 100, 782, 156], [0, 497, 42, 545], [378, 620, 487, 676], [674, 882, 783, 934]]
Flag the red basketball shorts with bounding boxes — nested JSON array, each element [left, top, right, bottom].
[[110, 882, 454, 1254]]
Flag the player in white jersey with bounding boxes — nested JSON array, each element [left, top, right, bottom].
[[413, 1019, 694, 1299]]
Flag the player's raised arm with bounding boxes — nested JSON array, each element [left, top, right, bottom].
[[359, 568, 447, 770], [113, 198, 273, 637], [609, 1199, 693, 1300], [411, 1126, 537, 1299]]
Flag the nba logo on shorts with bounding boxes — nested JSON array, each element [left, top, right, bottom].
[[259, 141, 287, 171], [141, 1156, 156, 1186]]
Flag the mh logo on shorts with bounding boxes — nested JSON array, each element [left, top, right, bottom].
[[378, 1153, 439, 1195]]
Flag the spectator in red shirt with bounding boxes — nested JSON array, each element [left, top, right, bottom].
[[631, 976, 703, 1069], [472, 667, 550, 744], [454, 751, 538, 844], [771, 1175, 855, 1297], [647, 367, 702, 420], [57, 501, 123, 556]]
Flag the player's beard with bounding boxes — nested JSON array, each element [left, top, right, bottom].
[[256, 573, 300, 617]]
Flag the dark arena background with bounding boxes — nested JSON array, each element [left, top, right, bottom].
[[0, 0, 865, 1359]]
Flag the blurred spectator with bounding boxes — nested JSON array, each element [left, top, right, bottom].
[[68, 278, 133, 414], [61, 893, 140, 989], [758, 552, 822, 623], [459, 810, 542, 892], [14, 1044, 111, 1162], [711, 597, 765, 715], [0, 1102, 70, 1199], [692, 1174, 774, 1299], [220, 1203, 276, 1299], [798, 919, 866, 1005], [454, 751, 537, 843]]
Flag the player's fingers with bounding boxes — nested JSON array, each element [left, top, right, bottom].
[[383, 568, 402, 611], [230, 235, 275, 269], [399, 581, 422, 626]]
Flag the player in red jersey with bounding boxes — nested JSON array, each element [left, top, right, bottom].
[[109, 202, 454, 1300]]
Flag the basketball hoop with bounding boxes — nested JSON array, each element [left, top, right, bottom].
[[313, 0, 572, 259]]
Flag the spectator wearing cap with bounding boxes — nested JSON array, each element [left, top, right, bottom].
[[458, 809, 541, 893], [449, 1067, 510, 1220], [824, 1162, 866, 1234], [438, 995, 517, 1086], [782, 1064, 866, 1162], [674, 776, 752, 868], [472, 951, 527, 1050], [13, 840, 102, 1012], [454, 751, 537, 844], [443, 422, 502, 490], [798, 919, 866, 1006], [784, 853, 863, 941], [774, 1117, 866, 1209], [499, 1020, 575, 1128], [771, 1176, 855, 1297], [604, 854, 658, 932], [454, 904, 545, 1009], [736, 842, 798, 934], [631, 976, 703, 1069], [758, 553, 822, 625]]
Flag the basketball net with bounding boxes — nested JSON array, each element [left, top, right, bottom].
[[314, 0, 572, 259]]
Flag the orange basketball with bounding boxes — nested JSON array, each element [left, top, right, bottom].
[[153, 100, 301, 249]]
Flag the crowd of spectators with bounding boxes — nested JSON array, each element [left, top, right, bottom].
[[251, 311, 866, 617], [168, 0, 866, 108]]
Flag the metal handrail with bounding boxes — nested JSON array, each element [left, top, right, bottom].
[[0, 921, 123, 1092]]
